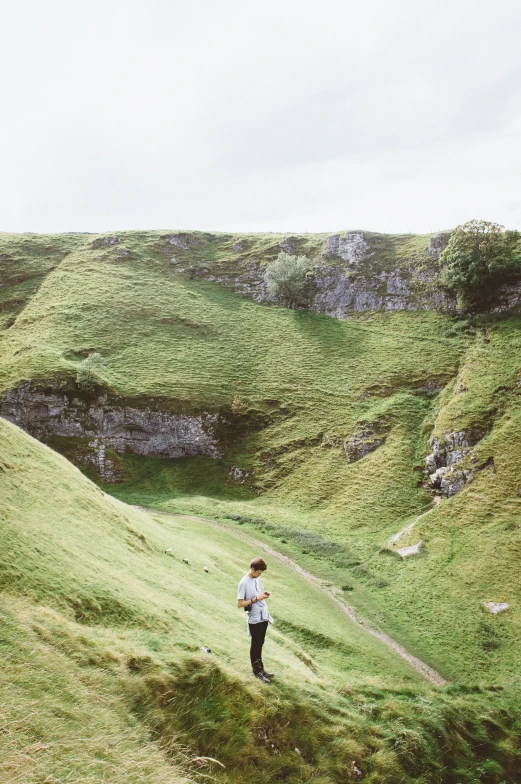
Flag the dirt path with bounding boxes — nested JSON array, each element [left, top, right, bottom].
[[148, 508, 447, 687], [389, 506, 436, 547]]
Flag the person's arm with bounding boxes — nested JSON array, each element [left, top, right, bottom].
[[237, 592, 269, 608]]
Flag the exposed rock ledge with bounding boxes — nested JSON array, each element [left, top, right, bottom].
[[1, 383, 222, 482], [425, 429, 485, 497], [320, 418, 390, 463], [342, 420, 390, 463]]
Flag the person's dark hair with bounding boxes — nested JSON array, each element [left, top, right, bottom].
[[250, 557, 267, 571]]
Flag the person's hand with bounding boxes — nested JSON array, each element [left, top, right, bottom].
[[259, 592, 270, 600]]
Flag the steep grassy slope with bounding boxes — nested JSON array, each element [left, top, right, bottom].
[[1, 414, 420, 686], [0, 233, 458, 400], [0, 233, 87, 331], [3, 418, 521, 783]]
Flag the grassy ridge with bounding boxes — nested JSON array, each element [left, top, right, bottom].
[[0, 235, 461, 403], [0, 598, 191, 784]]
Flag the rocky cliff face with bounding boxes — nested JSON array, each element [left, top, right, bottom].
[[184, 231, 458, 317], [311, 233, 454, 318], [1, 384, 222, 482]]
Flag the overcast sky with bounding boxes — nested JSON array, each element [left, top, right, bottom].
[[1, 0, 521, 235]]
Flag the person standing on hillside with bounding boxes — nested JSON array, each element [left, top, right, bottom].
[[237, 557, 275, 683]]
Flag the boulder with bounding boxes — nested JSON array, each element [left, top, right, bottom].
[[483, 602, 509, 615]]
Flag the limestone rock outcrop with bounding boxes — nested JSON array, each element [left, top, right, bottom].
[[324, 232, 371, 263], [321, 418, 390, 463], [425, 429, 484, 497], [343, 422, 388, 463], [311, 232, 455, 318], [1, 383, 222, 482]]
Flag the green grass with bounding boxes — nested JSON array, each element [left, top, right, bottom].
[[0, 598, 191, 784], [3, 417, 521, 783], [3, 230, 521, 780], [0, 232, 463, 546], [0, 417, 420, 687]]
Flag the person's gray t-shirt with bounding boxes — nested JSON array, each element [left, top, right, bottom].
[[237, 574, 273, 625]]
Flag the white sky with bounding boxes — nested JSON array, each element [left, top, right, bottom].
[[1, 0, 521, 234]]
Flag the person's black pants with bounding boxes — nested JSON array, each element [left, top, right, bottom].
[[249, 620, 268, 671]]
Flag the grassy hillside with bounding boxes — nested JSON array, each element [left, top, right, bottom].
[[3, 418, 521, 783], [108, 315, 521, 685], [0, 232, 519, 676], [0, 231, 462, 526], [2, 230, 521, 780]]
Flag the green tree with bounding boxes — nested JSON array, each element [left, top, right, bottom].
[[440, 219, 520, 310], [265, 252, 312, 308], [76, 353, 105, 392]]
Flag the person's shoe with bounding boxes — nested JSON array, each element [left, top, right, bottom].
[[253, 670, 271, 683], [259, 660, 275, 679]]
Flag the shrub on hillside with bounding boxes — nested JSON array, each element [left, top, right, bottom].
[[265, 252, 312, 308], [231, 395, 248, 416], [440, 219, 521, 311], [76, 353, 105, 391]]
